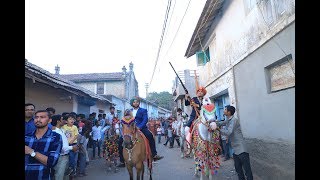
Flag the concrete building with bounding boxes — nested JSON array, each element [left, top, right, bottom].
[[59, 62, 139, 101], [25, 60, 113, 117], [140, 98, 159, 119], [158, 106, 172, 118], [103, 94, 131, 119], [172, 69, 198, 117], [185, 0, 295, 179]]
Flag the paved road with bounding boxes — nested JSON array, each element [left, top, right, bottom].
[[79, 137, 238, 180]]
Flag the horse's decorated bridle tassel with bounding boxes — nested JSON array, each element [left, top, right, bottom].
[[126, 148, 133, 162]]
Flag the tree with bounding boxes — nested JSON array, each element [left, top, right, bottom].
[[146, 91, 174, 110]]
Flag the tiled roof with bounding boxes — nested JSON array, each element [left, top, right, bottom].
[[59, 72, 124, 82], [158, 106, 171, 112], [25, 60, 113, 104]]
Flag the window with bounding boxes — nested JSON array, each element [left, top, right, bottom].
[[274, 0, 286, 18], [259, 0, 291, 28], [243, 0, 262, 15], [262, 0, 274, 26], [196, 48, 210, 66], [97, 82, 104, 94], [265, 54, 295, 93]]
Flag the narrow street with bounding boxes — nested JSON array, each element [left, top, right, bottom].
[[80, 137, 238, 180]]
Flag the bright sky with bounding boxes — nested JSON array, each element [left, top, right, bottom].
[[25, 0, 206, 98]]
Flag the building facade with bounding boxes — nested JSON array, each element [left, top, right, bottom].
[[59, 62, 139, 101], [172, 69, 198, 117], [185, 0, 295, 179], [25, 60, 113, 118]]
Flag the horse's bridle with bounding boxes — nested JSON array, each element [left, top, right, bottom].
[[201, 112, 211, 129], [122, 122, 141, 162]]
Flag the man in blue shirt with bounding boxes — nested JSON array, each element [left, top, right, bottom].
[[25, 110, 62, 180], [130, 97, 163, 161], [25, 103, 36, 135]]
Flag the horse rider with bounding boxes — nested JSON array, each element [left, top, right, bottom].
[[130, 96, 164, 161], [184, 86, 207, 129]]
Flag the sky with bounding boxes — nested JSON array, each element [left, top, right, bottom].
[[25, 0, 206, 98]]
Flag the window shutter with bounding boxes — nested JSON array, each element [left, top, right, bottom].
[[196, 51, 205, 66]]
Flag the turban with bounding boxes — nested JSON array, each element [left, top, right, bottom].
[[130, 96, 141, 106], [196, 86, 207, 96]]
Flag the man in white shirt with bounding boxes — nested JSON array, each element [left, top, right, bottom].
[[156, 125, 163, 144], [171, 117, 181, 147], [106, 106, 117, 126], [91, 120, 102, 158], [177, 108, 189, 158], [51, 114, 78, 179]]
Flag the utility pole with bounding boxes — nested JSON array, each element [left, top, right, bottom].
[[145, 83, 149, 98]]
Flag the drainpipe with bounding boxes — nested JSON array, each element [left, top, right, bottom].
[[231, 65, 240, 119]]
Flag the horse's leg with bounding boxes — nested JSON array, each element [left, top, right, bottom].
[[126, 164, 134, 180], [200, 172, 210, 180], [114, 156, 118, 172], [141, 162, 145, 180], [147, 159, 152, 180], [209, 172, 213, 180], [136, 161, 143, 180]]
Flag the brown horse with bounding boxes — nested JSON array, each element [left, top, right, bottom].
[[122, 117, 153, 180]]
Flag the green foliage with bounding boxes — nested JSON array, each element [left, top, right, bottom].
[[146, 91, 173, 110]]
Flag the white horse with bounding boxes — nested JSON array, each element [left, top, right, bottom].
[[189, 98, 221, 180]]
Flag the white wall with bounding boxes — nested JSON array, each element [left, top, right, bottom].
[[25, 78, 74, 114], [197, 0, 295, 112], [76, 82, 96, 93]]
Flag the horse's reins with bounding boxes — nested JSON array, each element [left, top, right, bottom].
[[123, 125, 139, 162], [123, 128, 152, 170]]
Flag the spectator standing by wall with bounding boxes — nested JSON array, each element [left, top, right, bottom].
[[25, 103, 36, 135], [25, 110, 62, 180]]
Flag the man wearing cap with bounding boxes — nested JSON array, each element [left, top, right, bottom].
[[130, 96, 164, 161]]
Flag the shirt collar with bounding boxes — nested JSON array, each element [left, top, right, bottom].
[[26, 117, 34, 124], [31, 127, 52, 138]]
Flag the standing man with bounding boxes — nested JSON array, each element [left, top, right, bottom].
[[91, 120, 102, 159], [106, 106, 117, 126], [177, 108, 188, 158], [46, 107, 55, 129], [46, 107, 56, 116], [116, 119, 126, 168], [216, 105, 253, 180], [130, 97, 164, 161], [156, 124, 163, 144], [171, 117, 181, 147], [25, 110, 62, 180], [25, 103, 36, 135]]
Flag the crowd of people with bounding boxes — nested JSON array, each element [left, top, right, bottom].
[[25, 86, 253, 180], [25, 103, 116, 179], [25, 96, 165, 180]]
